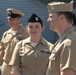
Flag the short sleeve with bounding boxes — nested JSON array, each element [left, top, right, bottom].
[[9, 41, 21, 67], [0, 42, 4, 51], [60, 40, 76, 72], [0, 32, 7, 51]]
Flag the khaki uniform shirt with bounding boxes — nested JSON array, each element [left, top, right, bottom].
[[9, 37, 53, 75], [46, 27, 76, 75], [0, 25, 29, 63]]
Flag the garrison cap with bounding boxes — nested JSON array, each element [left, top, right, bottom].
[[27, 13, 43, 26], [47, 0, 74, 13], [6, 8, 24, 19]]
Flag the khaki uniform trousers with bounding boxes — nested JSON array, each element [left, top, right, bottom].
[[1, 61, 11, 75]]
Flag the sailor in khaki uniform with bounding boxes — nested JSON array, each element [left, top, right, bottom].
[[0, 8, 29, 75], [9, 13, 53, 75], [46, 1, 76, 75]]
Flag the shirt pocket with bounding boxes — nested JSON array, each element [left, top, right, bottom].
[[19, 46, 35, 66], [3, 35, 13, 43]]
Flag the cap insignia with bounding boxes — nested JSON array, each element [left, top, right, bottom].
[[35, 17, 38, 21], [50, 6, 55, 10]]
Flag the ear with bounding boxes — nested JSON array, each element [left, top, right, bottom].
[[26, 26, 28, 31], [59, 15, 63, 20], [42, 26, 45, 31]]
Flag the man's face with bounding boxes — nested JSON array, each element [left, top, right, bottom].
[[8, 17, 20, 27], [47, 13, 60, 32]]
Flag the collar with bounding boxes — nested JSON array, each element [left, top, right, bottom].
[[7, 25, 24, 35], [58, 27, 74, 43], [23, 37, 46, 46]]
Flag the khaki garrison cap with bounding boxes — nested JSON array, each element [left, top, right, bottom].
[[6, 8, 24, 19], [47, 0, 74, 13]]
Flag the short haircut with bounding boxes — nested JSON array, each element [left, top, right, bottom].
[[57, 12, 73, 24]]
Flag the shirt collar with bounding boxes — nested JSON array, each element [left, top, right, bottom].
[[7, 24, 24, 35], [58, 27, 74, 43], [24, 37, 46, 46]]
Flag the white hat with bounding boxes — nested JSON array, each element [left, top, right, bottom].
[[6, 8, 24, 19]]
